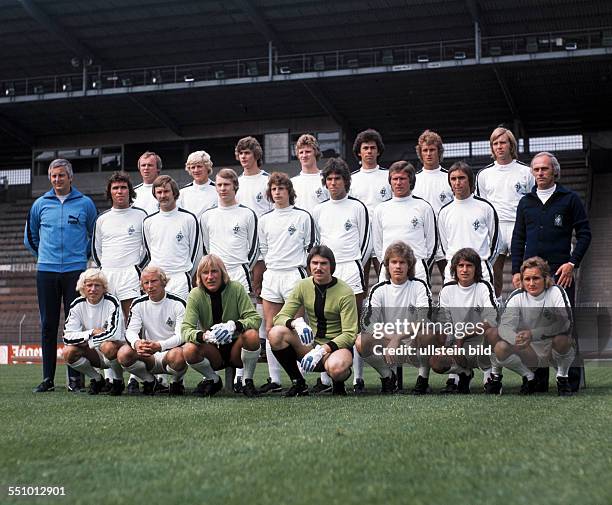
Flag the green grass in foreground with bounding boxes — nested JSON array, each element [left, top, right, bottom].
[[1, 365, 611, 505]]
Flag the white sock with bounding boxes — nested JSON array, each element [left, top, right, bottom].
[[489, 354, 503, 375], [482, 368, 492, 383], [104, 368, 113, 380], [234, 368, 244, 383], [241, 346, 260, 380], [129, 373, 140, 383], [104, 358, 124, 381], [447, 372, 460, 383], [256, 303, 266, 340], [418, 348, 430, 378], [320, 371, 332, 385], [70, 357, 102, 381], [363, 354, 392, 379], [353, 346, 364, 383], [552, 347, 576, 378], [190, 358, 220, 382], [125, 361, 155, 382], [498, 354, 534, 380], [166, 365, 187, 382], [266, 339, 282, 384]]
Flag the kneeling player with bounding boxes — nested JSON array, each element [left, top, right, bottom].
[[431, 248, 498, 394], [117, 266, 188, 395], [358, 241, 433, 395], [181, 254, 262, 397], [268, 245, 358, 396], [62, 269, 124, 395], [491, 256, 574, 396]]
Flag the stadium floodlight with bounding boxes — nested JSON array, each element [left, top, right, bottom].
[[417, 54, 429, 63], [183, 74, 195, 82]]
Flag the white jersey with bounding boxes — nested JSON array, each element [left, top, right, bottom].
[[125, 292, 186, 351], [363, 278, 432, 331], [200, 203, 258, 270], [92, 206, 147, 268], [476, 159, 534, 223], [237, 170, 273, 217], [258, 205, 318, 270], [63, 293, 123, 348], [438, 195, 499, 262], [178, 180, 217, 218], [373, 195, 437, 264], [143, 207, 200, 275], [133, 183, 159, 215], [291, 171, 329, 211], [349, 166, 391, 216], [312, 195, 371, 264], [438, 280, 498, 327], [499, 285, 572, 342], [413, 166, 454, 215]]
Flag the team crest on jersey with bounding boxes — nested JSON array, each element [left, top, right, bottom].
[[439, 192, 448, 203], [380, 187, 387, 198], [472, 219, 481, 231], [411, 217, 419, 228], [233, 224, 240, 235], [127, 224, 135, 236], [474, 305, 482, 313], [554, 214, 563, 227], [514, 181, 529, 194], [288, 224, 297, 235], [344, 220, 353, 231], [408, 304, 416, 313], [315, 188, 324, 199], [542, 308, 552, 320], [256, 192, 263, 203], [176, 231, 184, 242], [166, 317, 175, 328]]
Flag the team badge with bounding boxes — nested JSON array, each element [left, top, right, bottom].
[[474, 305, 482, 313], [411, 217, 419, 228], [166, 317, 174, 327], [176, 231, 184, 242], [472, 219, 481, 230], [408, 304, 416, 313], [127, 224, 135, 236], [344, 220, 353, 231], [554, 214, 563, 227], [68, 214, 80, 225], [543, 308, 552, 321], [315, 188, 324, 199], [288, 224, 296, 235], [256, 192, 263, 203], [515, 181, 528, 194], [439, 192, 447, 203], [380, 187, 387, 198], [233, 224, 241, 235]]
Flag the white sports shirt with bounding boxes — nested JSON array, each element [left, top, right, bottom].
[[133, 183, 159, 215], [178, 180, 217, 218], [438, 280, 498, 327], [291, 171, 329, 211], [92, 206, 147, 268], [413, 166, 454, 215], [237, 170, 273, 217], [349, 166, 391, 216], [63, 293, 124, 348]]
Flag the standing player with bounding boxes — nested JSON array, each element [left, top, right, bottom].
[[438, 162, 499, 284], [25, 158, 98, 393], [181, 255, 262, 397], [117, 266, 188, 395], [311, 158, 371, 393], [373, 161, 437, 285], [178, 150, 217, 218], [477, 127, 534, 298], [291, 134, 329, 211], [358, 242, 433, 394], [412, 130, 453, 277], [268, 246, 358, 396], [133, 151, 162, 215], [142, 175, 200, 301], [62, 269, 124, 395], [258, 173, 318, 393]]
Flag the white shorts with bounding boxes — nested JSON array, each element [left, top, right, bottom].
[[227, 265, 252, 294], [444, 260, 493, 285], [497, 221, 515, 256], [261, 267, 307, 303], [379, 258, 430, 286], [433, 243, 445, 263], [166, 272, 191, 301], [335, 260, 365, 295], [103, 266, 141, 301]]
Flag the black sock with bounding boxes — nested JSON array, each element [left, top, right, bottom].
[[272, 346, 303, 382]]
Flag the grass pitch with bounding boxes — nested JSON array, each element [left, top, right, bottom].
[[1, 364, 611, 505]]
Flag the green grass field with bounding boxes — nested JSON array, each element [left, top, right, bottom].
[[1, 364, 611, 505]]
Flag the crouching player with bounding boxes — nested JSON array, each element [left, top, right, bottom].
[[491, 256, 574, 396], [268, 245, 358, 396], [431, 248, 498, 394], [117, 266, 188, 395], [181, 254, 262, 397], [358, 241, 433, 395], [62, 269, 125, 395]]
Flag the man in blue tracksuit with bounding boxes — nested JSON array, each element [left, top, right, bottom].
[[511, 151, 591, 392], [24, 159, 98, 393]]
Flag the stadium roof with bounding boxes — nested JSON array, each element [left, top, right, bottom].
[[1, 0, 612, 165]]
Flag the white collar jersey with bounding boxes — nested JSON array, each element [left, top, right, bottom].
[[349, 166, 391, 216], [237, 170, 273, 217], [413, 166, 454, 215], [143, 207, 200, 276], [476, 159, 534, 222], [258, 205, 318, 270], [200, 203, 258, 270], [92, 206, 147, 269], [311, 195, 371, 264], [133, 183, 159, 215], [63, 293, 123, 348], [291, 171, 329, 211], [438, 194, 499, 262], [373, 195, 437, 263], [438, 280, 498, 327], [499, 285, 572, 342], [362, 278, 432, 331], [178, 180, 217, 218], [125, 292, 186, 351]]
